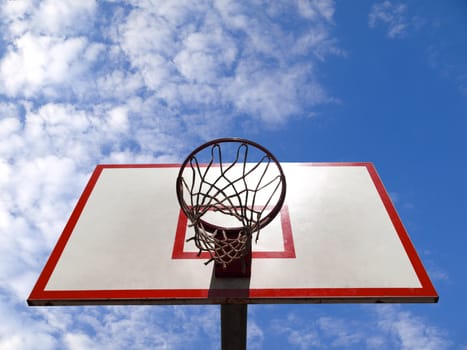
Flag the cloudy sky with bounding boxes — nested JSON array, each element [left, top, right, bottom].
[[1, 0, 466, 349]]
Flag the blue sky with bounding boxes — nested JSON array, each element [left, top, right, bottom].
[[0, 0, 466, 349]]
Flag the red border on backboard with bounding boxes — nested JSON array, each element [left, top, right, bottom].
[[172, 205, 296, 259], [27, 163, 438, 306]]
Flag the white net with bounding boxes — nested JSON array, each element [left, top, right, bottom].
[[177, 139, 286, 266]]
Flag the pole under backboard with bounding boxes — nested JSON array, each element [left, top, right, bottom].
[[221, 304, 247, 350]]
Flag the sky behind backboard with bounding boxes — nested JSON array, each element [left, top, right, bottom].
[[1, 1, 465, 349]]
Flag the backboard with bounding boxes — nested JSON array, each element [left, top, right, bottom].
[[28, 162, 438, 306]]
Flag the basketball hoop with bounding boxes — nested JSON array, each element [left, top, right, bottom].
[[176, 138, 286, 270]]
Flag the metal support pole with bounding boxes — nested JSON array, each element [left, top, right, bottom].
[[221, 304, 247, 350]]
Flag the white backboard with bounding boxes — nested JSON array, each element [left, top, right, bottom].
[[28, 163, 438, 305]]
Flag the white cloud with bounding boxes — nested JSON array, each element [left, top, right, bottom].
[[0, 33, 102, 98], [107, 106, 129, 132], [297, 0, 335, 23], [0, 292, 59, 350], [247, 319, 264, 350], [65, 333, 95, 350], [109, 0, 340, 126], [33, 0, 96, 35], [225, 64, 304, 124], [96, 69, 144, 100], [0, 0, 103, 100], [174, 29, 237, 83], [0, 291, 220, 350], [317, 316, 363, 347], [271, 312, 321, 349], [368, 1, 409, 39], [1, 0, 96, 38], [1, 0, 340, 127], [265, 306, 450, 349], [376, 305, 451, 350], [0, 0, 36, 38]]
